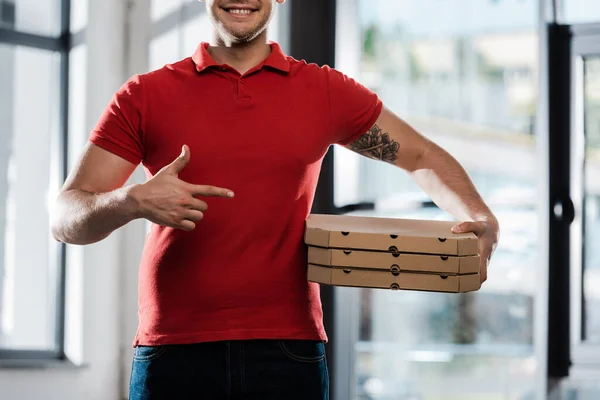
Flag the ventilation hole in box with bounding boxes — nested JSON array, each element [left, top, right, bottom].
[[440, 275, 449, 280], [343, 250, 352, 255], [341, 231, 350, 236], [343, 269, 352, 274], [441, 256, 449, 261], [438, 238, 447, 243], [390, 234, 398, 239], [388, 246, 399, 255], [390, 283, 400, 291], [390, 265, 400, 276]]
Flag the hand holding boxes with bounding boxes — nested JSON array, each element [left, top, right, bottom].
[[305, 214, 481, 293]]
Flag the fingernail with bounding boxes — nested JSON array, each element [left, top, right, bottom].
[[227, 191, 235, 198]]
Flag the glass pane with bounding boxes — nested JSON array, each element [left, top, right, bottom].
[[149, 27, 180, 71], [562, 379, 600, 399], [0, 44, 60, 351], [0, 0, 62, 36], [150, 1, 210, 71], [70, 0, 87, 34], [336, 0, 538, 398], [151, 0, 186, 22], [583, 57, 600, 343], [181, 12, 213, 58], [563, 0, 600, 24]]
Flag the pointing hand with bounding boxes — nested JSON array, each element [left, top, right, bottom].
[[130, 145, 234, 231]]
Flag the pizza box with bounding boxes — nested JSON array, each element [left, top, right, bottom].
[[307, 246, 480, 275], [307, 264, 481, 293], [305, 214, 478, 256]]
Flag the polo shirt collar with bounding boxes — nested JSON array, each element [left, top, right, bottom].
[[192, 42, 290, 74]]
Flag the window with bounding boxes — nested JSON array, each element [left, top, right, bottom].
[[0, 0, 69, 361], [334, 0, 539, 398], [562, 0, 600, 24], [0, 0, 62, 36], [150, 0, 211, 71], [583, 57, 600, 343]]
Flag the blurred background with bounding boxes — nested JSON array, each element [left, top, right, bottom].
[[0, 0, 599, 399]]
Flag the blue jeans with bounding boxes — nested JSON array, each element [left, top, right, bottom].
[[129, 339, 329, 400]]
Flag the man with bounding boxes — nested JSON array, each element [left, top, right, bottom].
[[51, 0, 499, 399]]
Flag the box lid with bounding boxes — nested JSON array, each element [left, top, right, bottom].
[[305, 214, 478, 256]]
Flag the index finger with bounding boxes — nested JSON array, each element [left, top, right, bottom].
[[189, 184, 234, 198]]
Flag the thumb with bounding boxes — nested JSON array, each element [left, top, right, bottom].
[[451, 221, 476, 234], [164, 145, 190, 175]]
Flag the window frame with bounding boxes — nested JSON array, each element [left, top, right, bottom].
[[0, 0, 71, 365]]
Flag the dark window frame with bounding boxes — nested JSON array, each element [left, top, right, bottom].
[[0, 0, 71, 365], [545, 20, 600, 380]]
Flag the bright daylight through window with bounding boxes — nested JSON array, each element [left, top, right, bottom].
[[0, 0, 67, 357], [335, 0, 544, 398]]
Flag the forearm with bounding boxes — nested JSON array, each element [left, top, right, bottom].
[[410, 142, 497, 224], [51, 186, 140, 245]]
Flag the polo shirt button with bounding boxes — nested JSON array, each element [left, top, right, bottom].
[[240, 78, 245, 84]]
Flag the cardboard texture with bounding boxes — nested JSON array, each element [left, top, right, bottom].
[[304, 214, 482, 293], [307, 264, 481, 293], [307, 246, 480, 275], [305, 214, 479, 256]]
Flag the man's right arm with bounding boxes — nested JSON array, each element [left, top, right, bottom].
[[51, 143, 234, 245], [51, 143, 142, 245]]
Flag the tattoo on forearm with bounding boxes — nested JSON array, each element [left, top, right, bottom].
[[349, 124, 400, 164]]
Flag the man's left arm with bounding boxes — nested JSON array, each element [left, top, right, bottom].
[[345, 106, 500, 282]]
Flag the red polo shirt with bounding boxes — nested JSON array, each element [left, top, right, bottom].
[[90, 42, 382, 346]]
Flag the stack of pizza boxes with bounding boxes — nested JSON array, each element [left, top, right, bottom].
[[305, 214, 481, 293]]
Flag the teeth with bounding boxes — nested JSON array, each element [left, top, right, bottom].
[[229, 9, 252, 15]]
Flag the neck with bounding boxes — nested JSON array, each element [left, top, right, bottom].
[[208, 31, 271, 75]]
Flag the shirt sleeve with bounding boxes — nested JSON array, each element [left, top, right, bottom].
[[325, 66, 383, 145], [88, 75, 146, 165]]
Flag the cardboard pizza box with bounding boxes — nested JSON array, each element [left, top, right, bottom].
[[307, 264, 481, 293], [307, 246, 480, 275], [305, 214, 478, 256]]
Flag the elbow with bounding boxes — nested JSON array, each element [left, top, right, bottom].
[[49, 194, 91, 246], [50, 224, 99, 246], [407, 141, 431, 175], [50, 215, 75, 245], [413, 145, 428, 172], [50, 198, 66, 243], [50, 223, 63, 243]]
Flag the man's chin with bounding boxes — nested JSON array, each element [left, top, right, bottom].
[[223, 28, 262, 43]]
